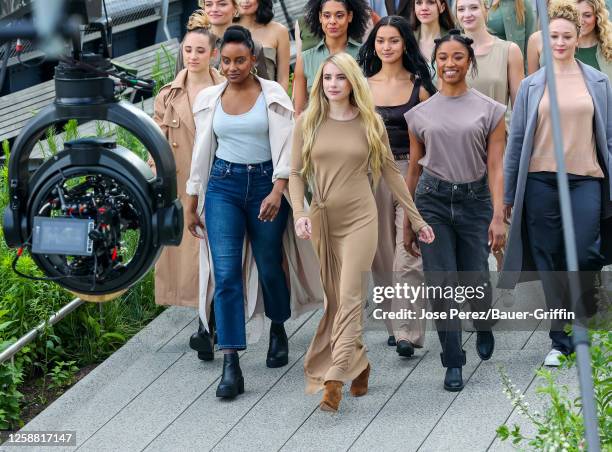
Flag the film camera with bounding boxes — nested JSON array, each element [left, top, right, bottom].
[[1, 0, 183, 299]]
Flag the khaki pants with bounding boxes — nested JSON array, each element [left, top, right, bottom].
[[372, 159, 427, 347]]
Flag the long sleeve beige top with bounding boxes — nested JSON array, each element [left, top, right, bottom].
[[288, 115, 426, 393]]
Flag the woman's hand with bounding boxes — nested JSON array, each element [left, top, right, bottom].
[[186, 209, 206, 239], [403, 216, 421, 257], [418, 225, 435, 244], [294, 217, 312, 240], [259, 190, 282, 222], [488, 217, 506, 255], [503, 204, 513, 224]]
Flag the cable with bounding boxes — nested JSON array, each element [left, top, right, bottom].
[[58, 55, 155, 92], [11, 247, 71, 282]]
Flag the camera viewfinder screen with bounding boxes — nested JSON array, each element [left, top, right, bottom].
[[31, 217, 94, 256]]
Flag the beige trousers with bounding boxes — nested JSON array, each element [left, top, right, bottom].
[[371, 159, 427, 347]]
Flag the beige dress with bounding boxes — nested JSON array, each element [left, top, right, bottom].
[[289, 115, 427, 393], [467, 37, 512, 106]]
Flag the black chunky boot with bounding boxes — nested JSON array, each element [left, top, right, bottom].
[[189, 318, 214, 361], [216, 353, 244, 399], [266, 322, 289, 368]]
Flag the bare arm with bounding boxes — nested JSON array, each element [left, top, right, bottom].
[[405, 131, 425, 196], [507, 42, 525, 106], [292, 54, 308, 116], [275, 23, 291, 92], [526, 31, 542, 75], [418, 86, 431, 102], [487, 117, 507, 252]]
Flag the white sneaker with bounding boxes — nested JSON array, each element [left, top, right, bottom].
[[544, 349, 563, 367]]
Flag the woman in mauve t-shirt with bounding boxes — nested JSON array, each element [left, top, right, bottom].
[[403, 30, 507, 392]]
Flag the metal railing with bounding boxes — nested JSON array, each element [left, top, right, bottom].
[[0, 297, 85, 365]]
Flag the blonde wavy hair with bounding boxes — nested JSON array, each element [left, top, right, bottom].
[[548, 0, 581, 34], [299, 53, 389, 187], [577, 0, 612, 61]]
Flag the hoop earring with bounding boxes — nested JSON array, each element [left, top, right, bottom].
[[250, 66, 258, 76]]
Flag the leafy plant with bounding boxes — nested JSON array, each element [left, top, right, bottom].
[[48, 361, 78, 390], [497, 330, 611, 451], [151, 44, 177, 96]]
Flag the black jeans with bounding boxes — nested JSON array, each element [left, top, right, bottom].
[[416, 171, 493, 368], [524, 172, 603, 355]]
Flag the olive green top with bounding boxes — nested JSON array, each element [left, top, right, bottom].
[[302, 39, 361, 92]]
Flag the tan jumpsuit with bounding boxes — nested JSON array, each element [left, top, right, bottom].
[[289, 115, 428, 393]]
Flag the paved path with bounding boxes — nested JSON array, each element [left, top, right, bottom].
[[3, 274, 584, 452]]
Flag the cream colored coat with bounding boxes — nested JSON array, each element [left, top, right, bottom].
[[152, 68, 224, 307], [187, 77, 324, 341]]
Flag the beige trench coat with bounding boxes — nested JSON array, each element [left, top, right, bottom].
[[152, 68, 224, 307], [187, 77, 324, 342]]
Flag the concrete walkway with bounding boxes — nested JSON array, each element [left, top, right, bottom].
[[4, 279, 580, 452]]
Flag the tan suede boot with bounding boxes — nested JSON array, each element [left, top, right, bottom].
[[320, 380, 343, 412], [350, 364, 370, 397]]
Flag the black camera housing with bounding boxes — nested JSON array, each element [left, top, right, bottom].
[[2, 58, 183, 295]]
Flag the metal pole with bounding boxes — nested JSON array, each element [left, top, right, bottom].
[[0, 298, 85, 365], [535, 0, 601, 449], [156, 0, 171, 42]]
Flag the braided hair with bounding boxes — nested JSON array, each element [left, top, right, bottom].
[[432, 28, 478, 77]]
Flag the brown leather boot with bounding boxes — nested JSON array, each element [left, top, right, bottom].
[[350, 364, 370, 397], [320, 380, 343, 412]]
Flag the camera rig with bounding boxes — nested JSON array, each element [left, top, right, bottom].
[[1, 0, 183, 298]]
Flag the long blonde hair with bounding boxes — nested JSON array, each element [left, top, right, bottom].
[[577, 0, 612, 61], [299, 53, 389, 187]]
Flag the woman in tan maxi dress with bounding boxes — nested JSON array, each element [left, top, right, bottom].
[[289, 52, 434, 412]]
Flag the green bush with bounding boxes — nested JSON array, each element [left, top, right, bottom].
[[497, 330, 612, 451]]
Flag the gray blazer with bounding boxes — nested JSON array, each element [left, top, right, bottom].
[[500, 61, 612, 289]]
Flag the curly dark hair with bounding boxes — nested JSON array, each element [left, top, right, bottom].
[[432, 28, 478, 77], [254, 0, 275, 24], [304, 0, 370, 41], [358, 16, 436, 95]]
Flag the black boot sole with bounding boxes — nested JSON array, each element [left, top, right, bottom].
[[190, 334, 214, 359], [396, 341, 414, 358], [216, 376, 245, 398], [443, 383, 464, 392], [266, 355, 289, 368], [197, 351, 214, 361]]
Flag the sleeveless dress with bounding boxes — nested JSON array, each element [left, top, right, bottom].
[[262, 47, 277, 83], [467, 36, 512, 106], [289, 114, 427, 393]]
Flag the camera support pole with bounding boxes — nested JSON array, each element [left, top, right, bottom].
[[535, 0, 601, 449]]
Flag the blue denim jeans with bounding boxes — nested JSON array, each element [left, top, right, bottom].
[[415, 171, 493, 368], [205, 158, 291, 350]]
